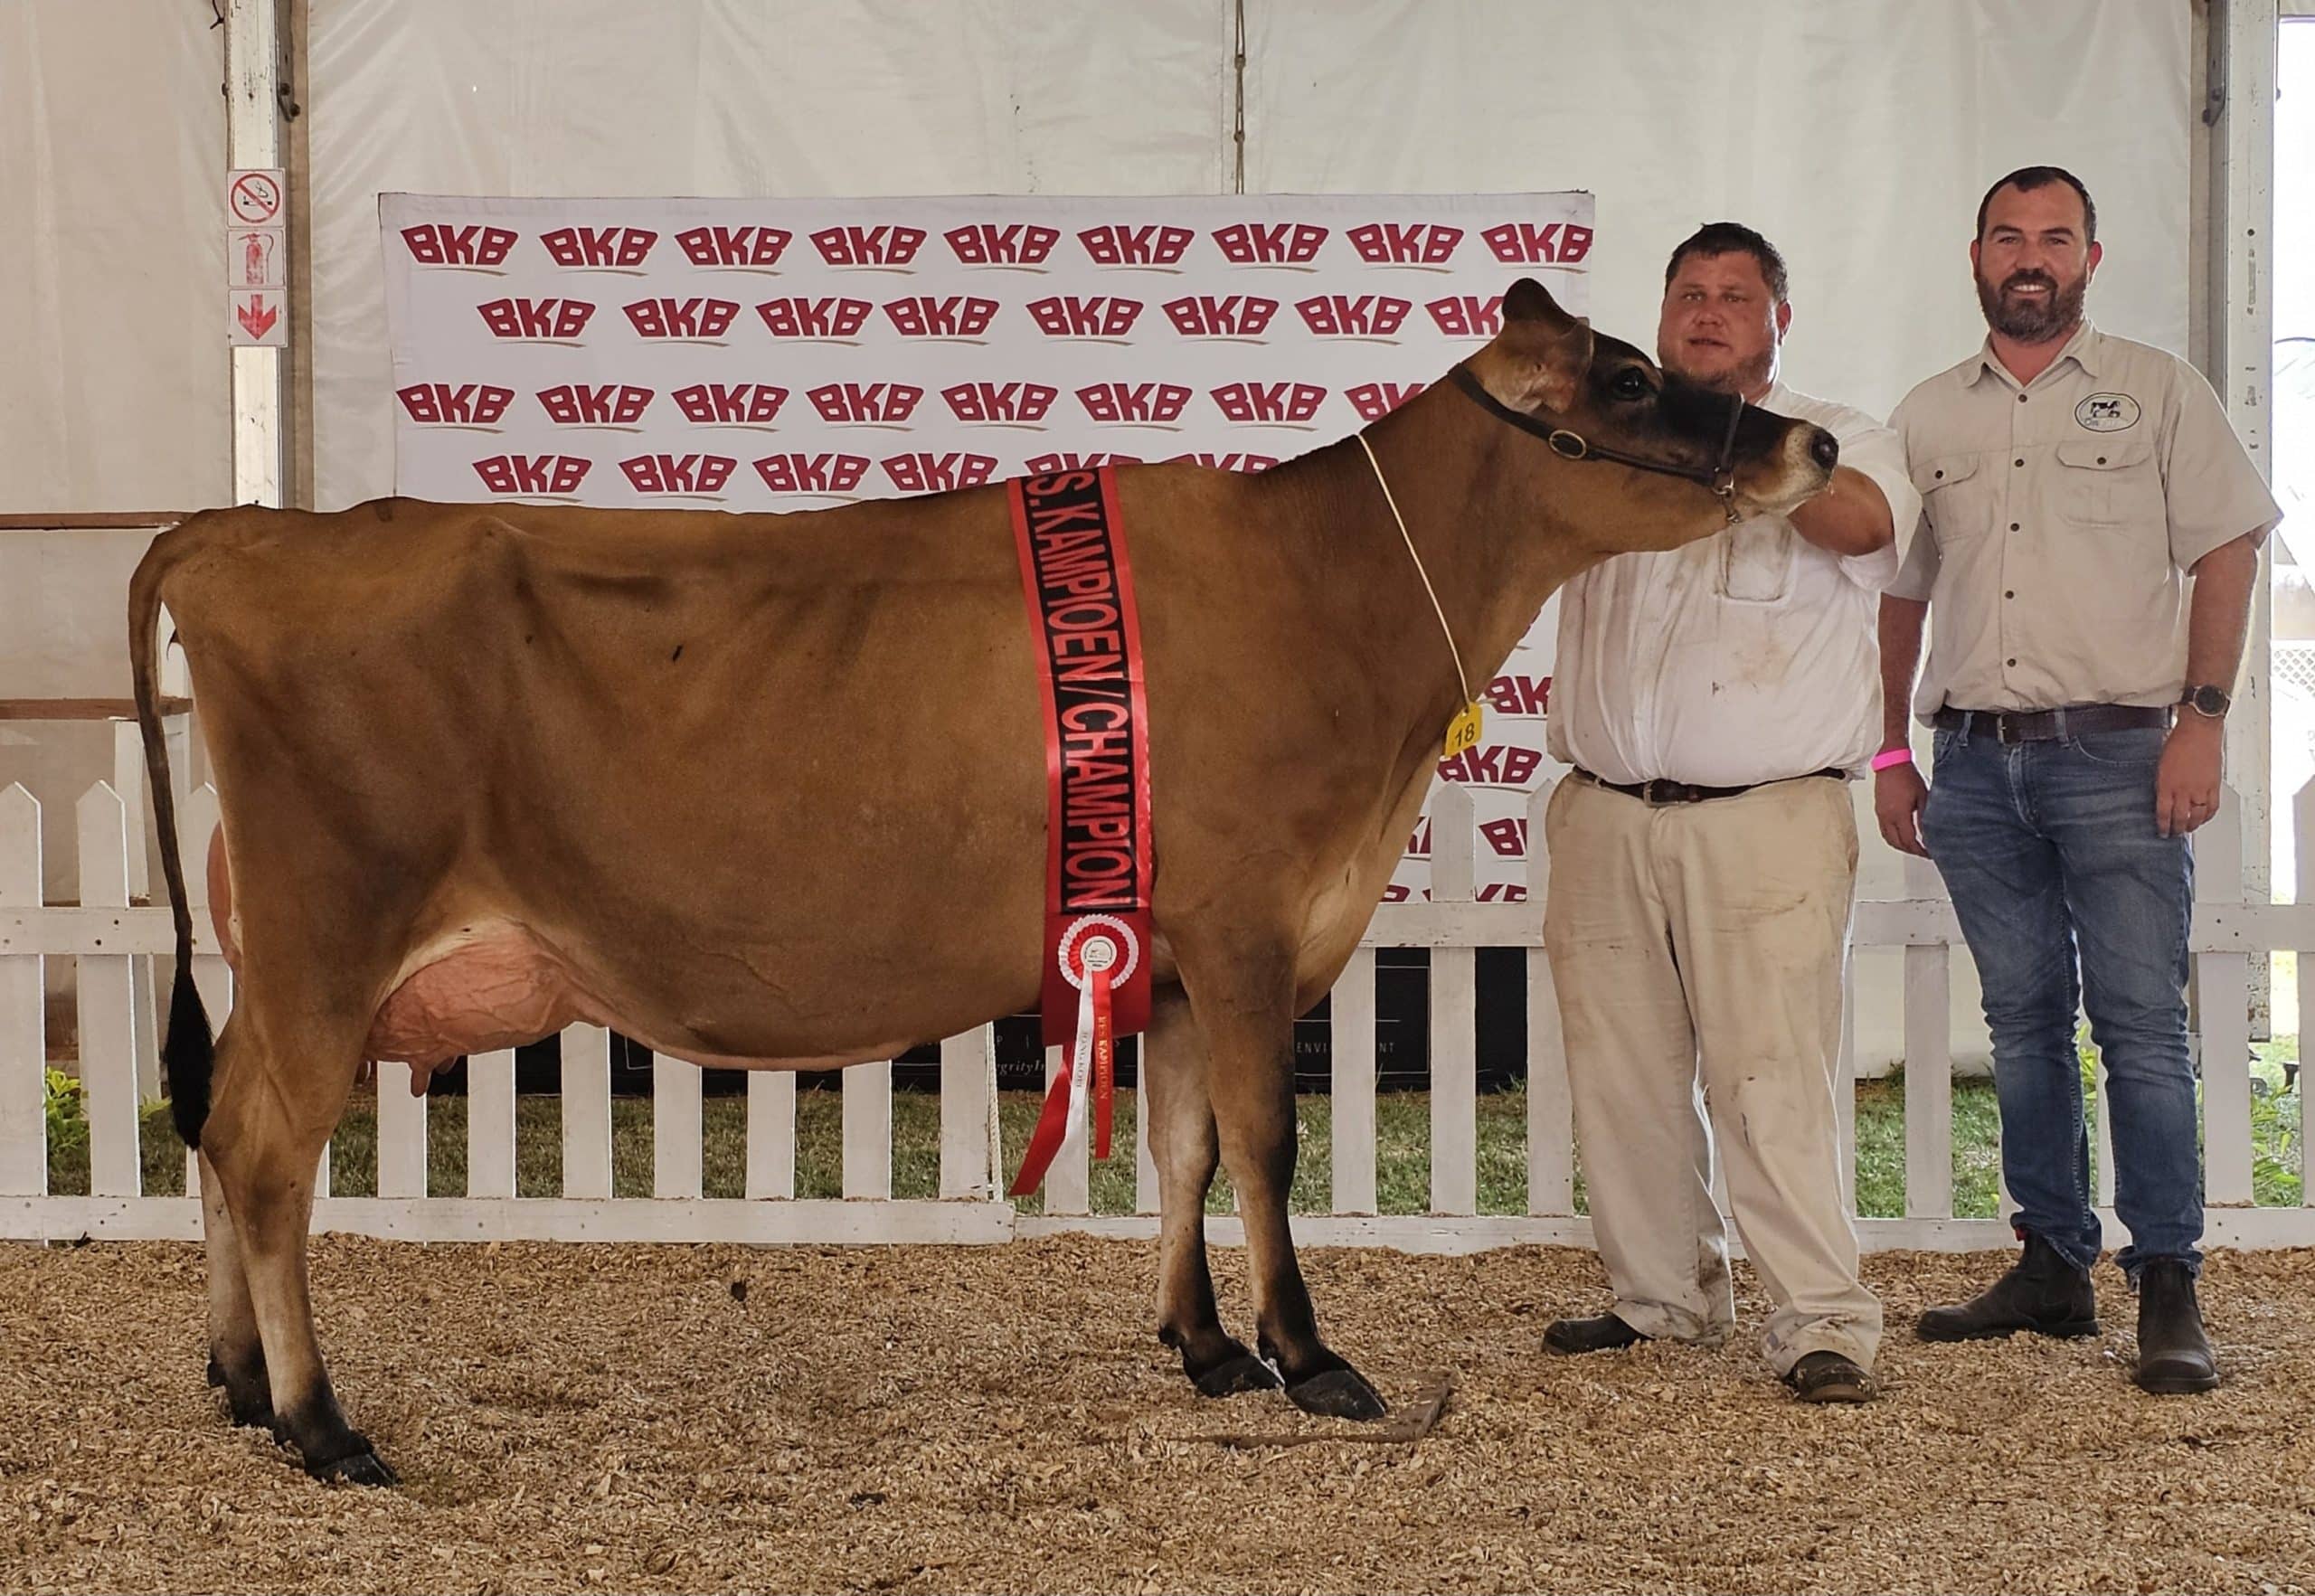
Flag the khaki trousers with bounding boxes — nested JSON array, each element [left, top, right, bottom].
[[1542, 772, 1882, 1375]]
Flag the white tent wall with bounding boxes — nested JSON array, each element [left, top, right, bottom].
[[0, 4, 226, 925], [0, 2, 231, 515], [307, 0, 1238, 512], [2, 1, 2221, 1076]]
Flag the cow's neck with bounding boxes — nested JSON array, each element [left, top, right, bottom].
[[1253, 381, 1619, 821]]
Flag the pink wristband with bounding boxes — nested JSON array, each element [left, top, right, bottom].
[[1870, 748, 1914, 772]]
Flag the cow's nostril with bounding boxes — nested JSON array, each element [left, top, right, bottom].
[[1809, 429, 1840, 471]]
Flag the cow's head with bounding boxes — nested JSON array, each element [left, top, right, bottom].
[[1460, 278, 1836, 552]]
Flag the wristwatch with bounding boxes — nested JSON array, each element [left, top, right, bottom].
[[2179, 684, 2232, 720]]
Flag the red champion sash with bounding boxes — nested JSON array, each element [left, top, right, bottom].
[[1005, 468, 1155, 1197]]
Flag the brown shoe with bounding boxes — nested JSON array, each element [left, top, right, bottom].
[[1783, 1350, 1876, 1403]]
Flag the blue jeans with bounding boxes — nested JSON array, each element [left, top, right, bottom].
[[1923, 717, 2202, 1278]]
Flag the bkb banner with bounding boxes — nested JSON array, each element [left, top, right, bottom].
[[381, 191, 1593, 902]]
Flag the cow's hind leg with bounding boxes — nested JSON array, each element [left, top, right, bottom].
[[1180, 940, 1386, 1421], [201, 1003, 395, 1485], [197, 1109, 273, 1430], [1145, 988, 1280, 1397]]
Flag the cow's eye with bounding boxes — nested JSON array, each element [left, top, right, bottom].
[[1610, 368, 1652, 402]]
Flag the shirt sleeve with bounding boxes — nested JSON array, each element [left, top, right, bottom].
[[2161, 356, 2282, 571], [1831, 412, 1923, 593], [1880, 396, 1940, 602]]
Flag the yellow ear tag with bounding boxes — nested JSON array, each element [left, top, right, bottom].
[[1444, 701, 1483, 760]]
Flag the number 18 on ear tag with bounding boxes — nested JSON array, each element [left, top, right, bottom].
[[1444, 700, 1483, 760]]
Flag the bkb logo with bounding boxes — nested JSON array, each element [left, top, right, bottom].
[[941, 382, 1058, 424], [1162, 296, 1279, 337], [1425, 295, 1504, 338], [1345, 382, 1424, 421], [809, 225, 926, 267], [676, 225, 792, 268], [1026, 296, 1144, 338], [1480, 221, 1594, 265], [945, 223, 1060, 267], [1483, 675, 1551, 716], [1077, 223, 1195, 267], [623, 298, 740, 339], [1075, 382, 1193, 424], [1437, 744, 1545, 787], [1211, 222, 1328, 266], [1027, 452, 1142, 473], [1167, 452, 1278, 472], [477, 298, 595, 340], [1296, 295, 1412, 336], [619, 454, 736, 495], [807, 382, 924, 423], [1346, 222, 1461, 266], [536, 384, 655, 426], [881, 453, 999, 493], [396, 383, 514, 426], [402, 224, 517, 267], [540, 226, 657, 269], [753, 453, 872, 494], [473, 455, 591, 496], [671, 383, 789, 425], [755, 297, 874, 339], [883, 296, 1000, 338], [1211, 382, 1328, 424]]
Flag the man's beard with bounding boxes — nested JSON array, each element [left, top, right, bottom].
[[1667, 344, 1774, 396], [1977, 267, 2086, 343]]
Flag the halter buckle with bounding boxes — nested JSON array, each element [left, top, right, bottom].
[[1545, 430, 1589, 461]]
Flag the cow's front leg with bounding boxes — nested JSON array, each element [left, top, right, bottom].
[[1144, 988, 1279, 1396], [1184, 949, 1387, 1421]]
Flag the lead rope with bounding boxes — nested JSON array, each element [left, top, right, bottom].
[[1357, 432, 1475, 722]]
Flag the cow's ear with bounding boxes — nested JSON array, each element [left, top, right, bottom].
[[1502, 277, 1576, 330], [1506, 315, 1592, 415]]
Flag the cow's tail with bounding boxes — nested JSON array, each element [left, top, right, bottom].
[[129, 524, 214, 1149]]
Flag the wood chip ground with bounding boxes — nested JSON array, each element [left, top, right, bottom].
[[4, 1237, 2311, 1593]]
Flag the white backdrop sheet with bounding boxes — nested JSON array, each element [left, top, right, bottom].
[[382, 189, 1593, 900]]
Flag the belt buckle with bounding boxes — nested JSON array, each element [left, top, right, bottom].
[[1996, 713, 2025, 746], [1642, 779, 1691, 806]]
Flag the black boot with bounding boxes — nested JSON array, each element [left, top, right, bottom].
[[2133, 1260, 2218, 1394], [1916, 1232, 2098, 1342], [1543, 1312, 1648, 1355]]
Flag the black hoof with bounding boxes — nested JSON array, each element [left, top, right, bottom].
[[1287, 1366, 1389, 1422], [1193, 1354, 1285, 1398], [307, 1443, 399, 1487], [208, 1354, 275, 1429]]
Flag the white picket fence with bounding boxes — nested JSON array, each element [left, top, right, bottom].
[[5, 723, 2314, 1253]]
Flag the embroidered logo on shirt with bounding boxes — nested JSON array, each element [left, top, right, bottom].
[[2074, 392, 2141, 432]]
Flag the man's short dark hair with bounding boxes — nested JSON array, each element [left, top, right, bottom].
[[1663, 222, 1789, 304], [1976, 165, 2097, 244]]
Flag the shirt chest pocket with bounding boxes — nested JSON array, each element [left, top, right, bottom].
[[1912, 452, 1989, 549], [2052, 437, 2159, 529], [1714, 518, 1798, 602]]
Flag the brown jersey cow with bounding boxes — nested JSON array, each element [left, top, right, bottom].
[[130, 279, 1834, 1483]]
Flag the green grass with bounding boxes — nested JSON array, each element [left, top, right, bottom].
[[45, 1044, 2303, 1215]]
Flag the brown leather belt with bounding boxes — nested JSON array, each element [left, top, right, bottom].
[[1932, 704, 2172, 744], [1575, 767, 1847, 807]]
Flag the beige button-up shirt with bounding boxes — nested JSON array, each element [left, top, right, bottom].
[[1887, 322, 2280, 722]]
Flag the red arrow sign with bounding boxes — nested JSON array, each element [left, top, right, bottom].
[[236, 295, 279, 340]]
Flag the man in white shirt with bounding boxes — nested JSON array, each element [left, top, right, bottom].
[[1540, 223, 1921, 1402]]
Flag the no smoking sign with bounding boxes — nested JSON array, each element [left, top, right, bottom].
[[229, 168, 284, 225]]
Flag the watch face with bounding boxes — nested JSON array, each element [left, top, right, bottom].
[[2191, 686, 2229, 715]]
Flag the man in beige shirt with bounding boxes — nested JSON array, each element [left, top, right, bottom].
[[1876, 166, 2281, 1394]]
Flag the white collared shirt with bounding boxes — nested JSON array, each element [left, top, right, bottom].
[[1545, 382, 1923, 788]]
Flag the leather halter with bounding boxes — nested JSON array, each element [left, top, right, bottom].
[[1443, 363, 1747, 525]]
